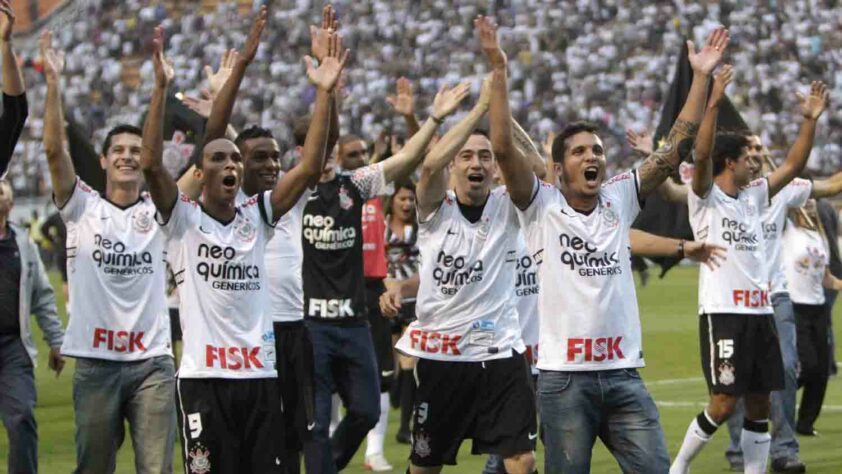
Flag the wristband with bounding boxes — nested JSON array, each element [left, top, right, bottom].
[[431, 115, 444, 125], [677, 240, 685, 259]]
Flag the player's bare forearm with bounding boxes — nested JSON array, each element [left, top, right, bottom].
[[403, 113, 421, 136], [401, 273, 420, 299], [811, 170, 842, 198], [512, 117, 546, 180], [768, 118, 817, 197], [691, 101, 719, 197], [629, 229, 681, 257], [43, 79, 75, 205], [204, 60, 247, 143], [656, 178, 689, 203], [141, 83, 178, 219], [489, 68, 533, 207], [271, 88, 331, 219], [1, 41, 24, 95], [381, 116, 439, 184]]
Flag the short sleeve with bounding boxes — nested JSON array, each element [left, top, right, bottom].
[[240, 191, 277, 241], [515, 175, 552, 225], [418, 191, 455, 230], [744, 178, 770, 211], [156, 192, 199, 239], [600, 170, 642, 227], [350, 163, 388, 201], [57, 177, 98, 224], [786, 178, 812, 209]]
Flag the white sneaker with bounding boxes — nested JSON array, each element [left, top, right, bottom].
[[365, 453, 393, 472]]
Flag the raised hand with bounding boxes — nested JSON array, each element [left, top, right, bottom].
[[242, 5, 268, 64], [39, 30, 65, 84], [181, 89, 214, 118], [152, 26, 174, 88], [626, 129, 654, 156], [543, 130, 555, 159], [386, 77, 416, 117], [432, 81, 471, 120], [310, 4, 338, 62], [204, 49, 238, 99], [0, 0, 14, 43], [688, 26, 729, 75], [475, 15, 506, 70], [476, 73, 492, 110], [797, 81, 829, 120], [304, 30, 350, 92], [709, 64, 733, 107], [683, 241, 727, 270]]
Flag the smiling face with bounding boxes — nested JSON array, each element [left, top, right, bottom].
[[196, 139, 243, 205], [100, 133, 143, 186], [745, 134, 764, 180], [726, 147, 757, 188], [240, 137, 281, 195], [555, 131, 606, 199], [449, 134, 496, 201]]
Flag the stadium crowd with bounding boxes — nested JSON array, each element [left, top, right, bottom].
[[5, 0, 842, 197]]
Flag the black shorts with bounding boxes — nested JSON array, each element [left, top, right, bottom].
[[366, 279, 395, 391], [699, 313, 785, 395], [411, 350, 537, 466], [176, 377, 283, 473], [273, 320, 315, 451]]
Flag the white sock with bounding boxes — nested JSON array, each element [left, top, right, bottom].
[[670, 411, 718, 474], [329, 393, 342, 436], [741, 422, 771, 474], [365, 392, 390, 457]]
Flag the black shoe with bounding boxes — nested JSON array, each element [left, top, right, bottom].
[[727, 459, 744, 472], [396, 430, 411, 444], [771, 457, 806, 473], [796, 426, 819, 436]]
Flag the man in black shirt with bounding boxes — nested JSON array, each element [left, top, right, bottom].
[[0, 1, 27, 177], [0, 179, 65, 473]]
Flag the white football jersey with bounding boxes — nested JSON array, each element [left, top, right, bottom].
[[688, 179, 772, 315], [395, 187, 525, 362], [517, 171, 644, 371], [762, 178, 812, 294], [237, 183, 307, 322], [60, 178, 171, 361], [160, 192, 276, 379], [782, 222, 828, 305], [514, 233, 541, 374]]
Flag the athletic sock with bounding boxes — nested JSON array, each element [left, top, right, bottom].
[[740, 419, 770, 474], [399, 368, 415, 433], [365, 392, 391, 457], [329, 393, 342, 436], [670, 411, 719, 474]]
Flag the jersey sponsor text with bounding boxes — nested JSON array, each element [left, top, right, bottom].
[[92, 328, 147, 353], [566, 336, 624, 362]]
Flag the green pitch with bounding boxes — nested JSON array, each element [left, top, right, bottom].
[[2, 266, 841, 472]]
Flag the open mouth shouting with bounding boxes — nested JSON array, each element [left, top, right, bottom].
[[222, 174, 238, 192], [583, 166, 600, 187], [467, 172, 485, 184]]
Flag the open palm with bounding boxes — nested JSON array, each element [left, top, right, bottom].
[[204, 49, 237, 98], [0, 0, 14, 43], [432, 81, 471, 119], [688, 27, 729, 75], [305, 30, 349, 92], [798, 81, 829, 120], [39, 31, 65, 83], [386, 77, 415, 116]]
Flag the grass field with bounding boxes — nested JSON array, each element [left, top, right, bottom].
[[2, 265, 841, 473]]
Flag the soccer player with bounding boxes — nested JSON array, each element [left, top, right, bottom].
[[301, 80, 469, 473], [0, 0, 26, 177], [671, 63, 828, 474], [40, 30, 177, 472], [141, 17, 346, 470], [485, 13, 728, 472]]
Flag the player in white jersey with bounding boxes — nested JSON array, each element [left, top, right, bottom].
[[672, 58, 829, 473], [139, 19, 347, 470], [40, 31, 177, 472], [484, 13, 728, 472]]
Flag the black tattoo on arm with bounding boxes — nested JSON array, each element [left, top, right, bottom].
[[638, 119, 699, 196]]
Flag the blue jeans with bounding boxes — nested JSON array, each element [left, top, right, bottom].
[[72, 355, 176, 474], [726, 292, 799, 462], [539, 369, 669, 474], [0, 335, 38, 474], [304, 320, 380, 474]]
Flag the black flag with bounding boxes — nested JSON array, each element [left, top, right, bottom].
[[633, 39, 749, 277], [65, 112, 106, 194]]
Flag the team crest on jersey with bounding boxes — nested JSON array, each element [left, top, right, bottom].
[[413, 432, 431, 458], [236, 220, 257, 242], [339, 185, 353, 210], [718, 361, 735, 386], [602, 202, 619, 227], [133, 210, 154, 233], [188, 443, 211, 473]]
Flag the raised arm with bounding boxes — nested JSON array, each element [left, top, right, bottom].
[[512, 117, 547, 180], [268, 30, 349, 219], [638, 27, 729, 196], [629, 229, 726, 269], [386, 77, 421, 136], [811, 170, 842, 199], [416, 79, 490, 216], [380, 81, 470, 184], [310, 4, 341, 182], [767, 81, 829, 198], [140, 27, 178, 219], [0, 1, 23, 96], [40, 31, 76, 206], [477, 15, 534, 208], [203, 6, 267, 143], [692, 64, 733, 197], [416, 78, 489, 218]]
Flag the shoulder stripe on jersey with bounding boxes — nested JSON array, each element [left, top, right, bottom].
[[764, 176, 772, 206], [54, 176, 80, 211], [632, 169, 645, 209], [257, 191, 276, 227], [520, 175, 541, 211]]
